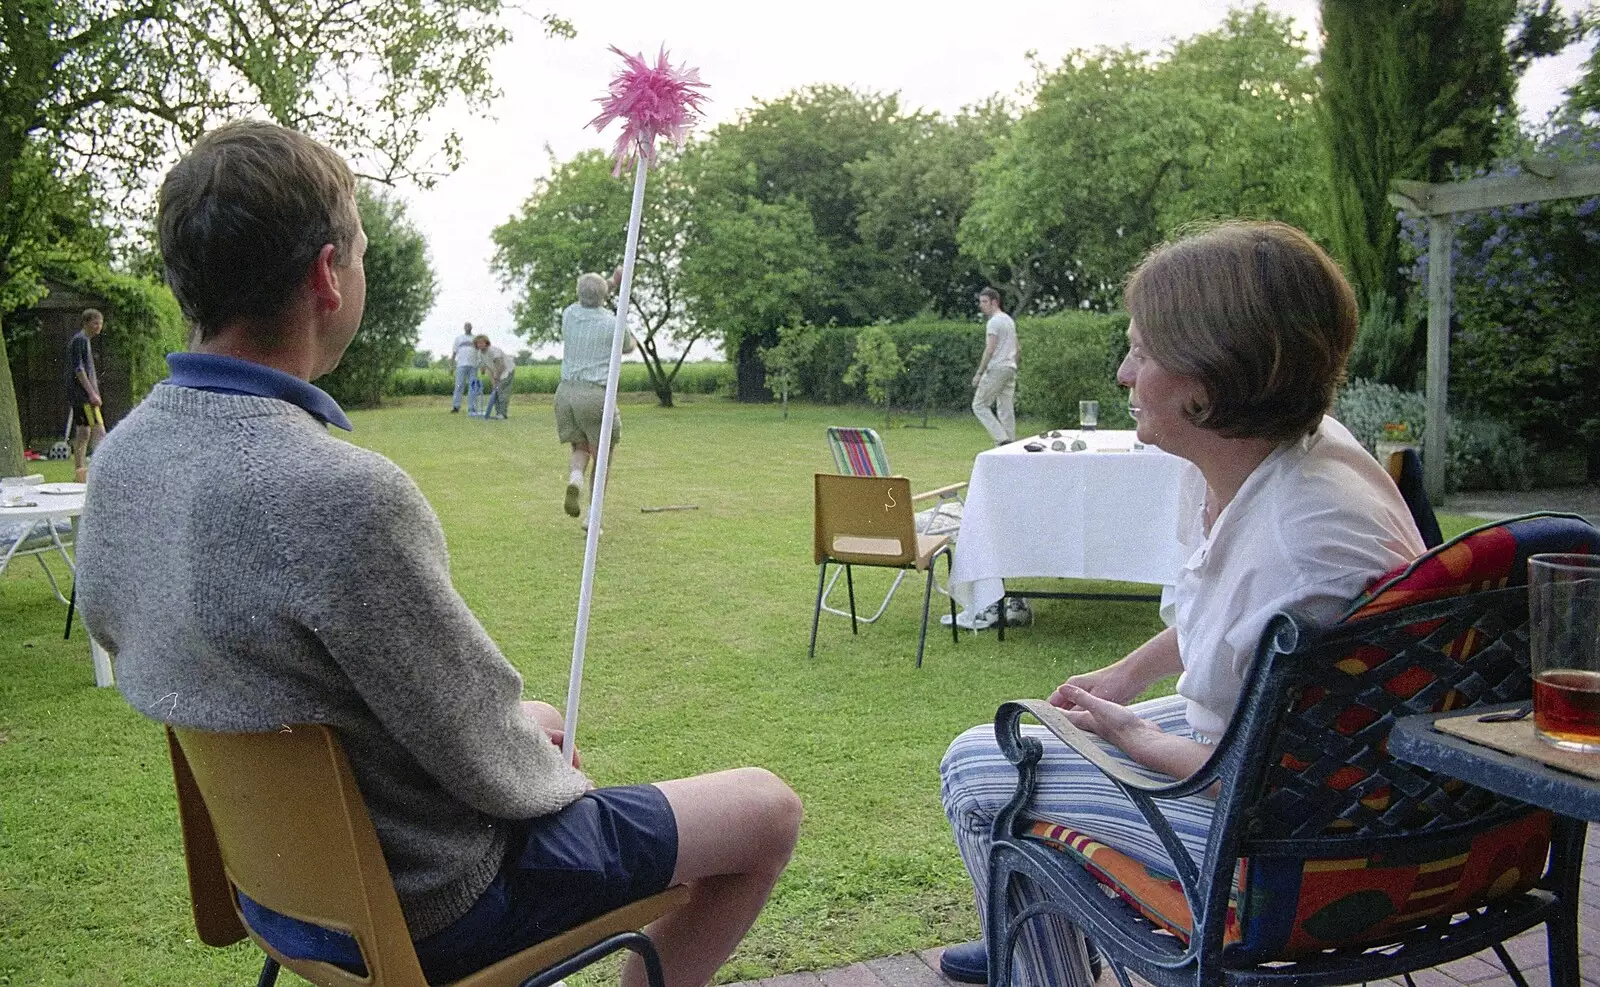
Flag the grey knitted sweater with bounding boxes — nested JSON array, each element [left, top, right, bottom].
[[76, 385, 590, 938]]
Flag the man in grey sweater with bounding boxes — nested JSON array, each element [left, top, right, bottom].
[[75, 121, 801, 986]]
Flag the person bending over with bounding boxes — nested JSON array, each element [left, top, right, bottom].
[[937, 222, 1424, 987], [76, 120, 801, 987]]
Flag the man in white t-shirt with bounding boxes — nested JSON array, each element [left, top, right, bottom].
[[971, 287, 1019, 444], [450, 322, 479, 413]]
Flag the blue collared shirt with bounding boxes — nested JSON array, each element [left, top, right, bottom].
[[162, 352, 353, 431]]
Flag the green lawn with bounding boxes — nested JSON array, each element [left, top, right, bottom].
[[0, 397, 1486, 986]]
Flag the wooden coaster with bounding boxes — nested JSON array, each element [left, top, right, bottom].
[[1434, 711, 1600, 781]]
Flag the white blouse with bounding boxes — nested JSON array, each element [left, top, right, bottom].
[[1164, 416, 1425, 740]]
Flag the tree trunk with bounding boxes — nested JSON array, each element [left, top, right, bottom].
[[735, 331, 775, 403], [638, 337, 676, 408], [0, 315, 26, 477]]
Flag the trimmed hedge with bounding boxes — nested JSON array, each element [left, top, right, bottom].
[[792, 312, 1132, 429], [388, 361, 734, 398]]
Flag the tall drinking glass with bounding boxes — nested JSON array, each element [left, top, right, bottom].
[[1530, 553, 1600, 753], [1078, 400, 1099, 433]]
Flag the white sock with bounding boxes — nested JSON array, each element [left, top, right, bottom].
[[568, 470, 583, 487]]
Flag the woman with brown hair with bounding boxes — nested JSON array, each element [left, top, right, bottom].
[[938, 222, 1426, 987]]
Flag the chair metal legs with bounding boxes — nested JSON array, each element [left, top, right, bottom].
[[948, 552, 958, 643], [918, 563, 934, 668], [255, 957, 280, 987], [812, 553, 947, 668], [845, 565, 857, 634], [917, 548, 959, 668], [810, 563, 828, 659], [519, 930, 669, 987], [819, 564, 907, 624]]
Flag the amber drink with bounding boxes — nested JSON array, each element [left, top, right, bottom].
[[1530, 554, 1600, 753]]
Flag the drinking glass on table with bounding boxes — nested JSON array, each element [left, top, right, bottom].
[[1530, 553, 1600, 753], [1078, 400, 1099, 433]]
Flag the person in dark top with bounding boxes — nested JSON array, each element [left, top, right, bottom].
[[66, 308, 106, 482]]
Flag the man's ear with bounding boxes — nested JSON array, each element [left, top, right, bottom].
[[307, 244, 342, 314]]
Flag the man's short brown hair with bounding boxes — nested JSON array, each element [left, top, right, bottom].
[[977, 286, 1002, 304], [157, 120, 358, 341], [80, 308, 103, 327], [1123, 221, 1358, 444]]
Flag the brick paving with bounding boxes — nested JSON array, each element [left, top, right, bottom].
[[726, 828, 1600, 987]]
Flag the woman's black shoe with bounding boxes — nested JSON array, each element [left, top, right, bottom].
[[937, 938, 1103, 984], [938, 941, 988, 983]]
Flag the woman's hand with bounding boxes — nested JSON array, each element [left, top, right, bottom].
[[1055, 684, 1162, 749], [1056, 685, 1214, 782], [1049, 662, 1141, 710]]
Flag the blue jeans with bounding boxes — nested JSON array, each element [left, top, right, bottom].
[[452, 364, 476, 410], [486, 372, 514, 418]]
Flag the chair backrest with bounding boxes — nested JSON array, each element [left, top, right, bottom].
[[1384, 447, 1443, 549], [168, 724, 429, 986], [814, 473, 917, 567], [1212, 513, 1600, 955], [827, 427, 892, 478]]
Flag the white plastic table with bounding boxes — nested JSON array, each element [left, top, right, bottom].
[[0, 487, 111, 685], [0, 488, 83, 591], [948, 430, 1193, 626]]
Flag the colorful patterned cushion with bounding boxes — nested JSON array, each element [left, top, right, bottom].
[[1027, 811, 1549, 958], [1024, 513, 1600, 959]]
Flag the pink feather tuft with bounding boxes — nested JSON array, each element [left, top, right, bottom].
[[588, 45, 709, 175]]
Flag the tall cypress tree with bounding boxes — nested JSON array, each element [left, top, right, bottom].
[[1318, 0, 1571, 385]]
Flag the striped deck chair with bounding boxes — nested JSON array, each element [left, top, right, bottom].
[[820, 427, 967, 624]]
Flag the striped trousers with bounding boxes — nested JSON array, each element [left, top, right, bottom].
[[939, 695, 1217, 987]]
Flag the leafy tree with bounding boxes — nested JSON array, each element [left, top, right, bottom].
[[677, 142, 825, 402], [318, 185, 436, 408], [850, 103, 1010, 318], [963, 6, 1321, 314], [410, 349, 433, 369], [492, 149, 703, 407], [1320, 0, 1578, 385], [1401, 122, 1600, 481], [696, 86, 923, 328], [758, 321, 818, 419], [843, 326, 905, 430], [0, 0, 570, 475]]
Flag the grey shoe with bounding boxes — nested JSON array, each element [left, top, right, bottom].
[[564, 482, 581, 517], [940, 603, 1000, 630], [1003, 597, 1033, 627]]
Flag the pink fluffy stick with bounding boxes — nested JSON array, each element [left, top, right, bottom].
[[563, 47, 707, 761]]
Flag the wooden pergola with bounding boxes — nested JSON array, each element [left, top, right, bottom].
[[1387, 159, 1600, 500]]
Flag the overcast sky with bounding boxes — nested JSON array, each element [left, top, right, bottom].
[[398, 0, 1594, 359]]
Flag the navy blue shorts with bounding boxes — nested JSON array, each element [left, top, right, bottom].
[[241, 783, 678, 983]]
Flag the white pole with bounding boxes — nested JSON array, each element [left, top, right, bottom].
[[563, 157, 649, 761], [1423, 215, 1453, 503]]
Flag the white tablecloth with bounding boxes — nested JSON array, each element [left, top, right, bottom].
[[948, 430, 1193, 612]]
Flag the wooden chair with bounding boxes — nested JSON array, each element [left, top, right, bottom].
[[821, 427, 967, 623], [809, 473, 956, 668], [167, 724, 689, 987], [983, 512, 1600, 987]]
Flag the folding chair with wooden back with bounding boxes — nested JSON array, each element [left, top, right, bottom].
[[808, 473, 957, 668], [167, 723, 689, 987], [820, 427, 966, 624]]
